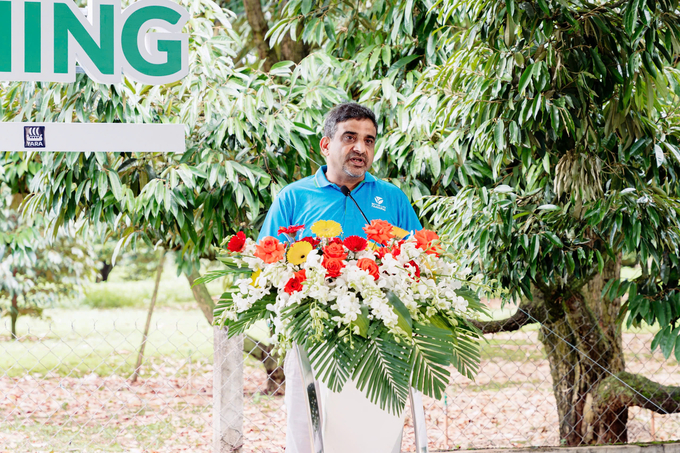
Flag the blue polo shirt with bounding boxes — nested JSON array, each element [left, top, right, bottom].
[[258, 166, 422, 241]]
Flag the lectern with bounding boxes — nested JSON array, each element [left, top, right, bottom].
[[295, 344, 429, 453]]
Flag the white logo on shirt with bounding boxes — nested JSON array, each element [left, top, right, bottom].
[[372, 196, 386, 211]]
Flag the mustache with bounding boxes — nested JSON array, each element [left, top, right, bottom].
[[345, 154, 366, 162]]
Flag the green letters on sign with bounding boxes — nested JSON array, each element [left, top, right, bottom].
[[54, 3, 115, 75], [0, 2, 10, 72], [0, 0, 189, 84], [122, 6, 183, 78], [24, 2, 41, 73]]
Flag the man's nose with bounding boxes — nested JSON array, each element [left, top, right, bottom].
[[353, 140, 367, 153]]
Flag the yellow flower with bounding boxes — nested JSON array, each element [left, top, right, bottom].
[[287, 241, 313, 265], [392, 227, 409, 240], [366, 241, 378, 250], [251, 269, 262, 286], [310, 220, 342, 238]]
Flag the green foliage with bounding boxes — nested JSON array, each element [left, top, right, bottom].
[[0, 0, 457, 279], [423, 0, 680, 358], [115, 246, 166, 281], [0, 183, 96, 323]]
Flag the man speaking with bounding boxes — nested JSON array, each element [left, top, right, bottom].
[[258, 102, 422, 452]]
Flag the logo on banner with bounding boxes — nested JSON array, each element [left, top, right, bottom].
[[24, 126, 45, 148], [0, 0, 190, 84]]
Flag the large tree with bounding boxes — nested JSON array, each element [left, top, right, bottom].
[[2, 0, 446, 298], [1, 0, 444, 390], [4, 0, 679, 442], [424, 0, 680, 445]]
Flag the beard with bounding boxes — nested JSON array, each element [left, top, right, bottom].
[[342, 154, 368, 178], [343, 166, 365, 178]]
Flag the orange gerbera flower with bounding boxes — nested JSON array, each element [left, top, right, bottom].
[[363, 219, 394, 245], [254, 236, 285, 263]]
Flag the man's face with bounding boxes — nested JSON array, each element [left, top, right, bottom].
[[320, 118, 377, 183]]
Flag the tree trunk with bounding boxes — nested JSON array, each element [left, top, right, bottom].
[[241, 0, 310, 72], [131, 250, 166, 383], [592, 371, 680, 415], [538, 256, 627, 445], [98, 261, 113, 282], [475, 261, 680, 445], [185, 268, 215, 325], [281, 28, 309, 63], [243, 335, 285, 395], [10, 292, 18, 340], [242, 0, 278, 71]]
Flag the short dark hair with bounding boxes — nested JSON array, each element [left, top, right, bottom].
[[323, 102, 378, 139]]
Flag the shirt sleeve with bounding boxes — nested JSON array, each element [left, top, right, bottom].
[[257, 189, 293, 242], [397, 190, 423, 234]]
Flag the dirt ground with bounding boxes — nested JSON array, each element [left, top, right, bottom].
[[1, 331, 679, 453]]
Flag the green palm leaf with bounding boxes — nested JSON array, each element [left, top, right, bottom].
[[350, 326, 411, 415], [410, 323, 454, 400], [224, 295, 274, 336], [282, 303, 314, 344], [213, 290, 234, 321], [449, 330, 481, 380], [307, 333, 354, 392], [194, 266, 250, 286]]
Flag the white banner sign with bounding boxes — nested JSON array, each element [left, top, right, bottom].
[[0, 123, 185, 152]]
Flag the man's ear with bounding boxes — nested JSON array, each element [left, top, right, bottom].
[[320, 136, 331, 157]]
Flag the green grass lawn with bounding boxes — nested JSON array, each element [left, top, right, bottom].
[[0, 255, 229, 378], [78, 255, 227, 309], [0, 308, 214, 378]]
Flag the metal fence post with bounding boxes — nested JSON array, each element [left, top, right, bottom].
[[213, 326, 244, 452]]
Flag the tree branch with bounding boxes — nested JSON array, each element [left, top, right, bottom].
[[470, 297, 545, 334], [593, 371, 680, 415]]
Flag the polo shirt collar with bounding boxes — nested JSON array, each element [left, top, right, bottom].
[[314, 165, 377, 188]]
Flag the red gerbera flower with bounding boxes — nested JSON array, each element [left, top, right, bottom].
[[227, 231, 247, 253], [300, 236, 321, 247], [343, 235, 367, 252], [278, 224, 305, 236]]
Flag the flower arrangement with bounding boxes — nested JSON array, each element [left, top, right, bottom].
[[202, 219, 487, 414]]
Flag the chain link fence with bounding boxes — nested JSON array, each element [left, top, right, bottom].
[[1, 305, 679, 452]]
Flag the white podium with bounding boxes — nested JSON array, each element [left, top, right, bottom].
[[295, 344, 429, 453]]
